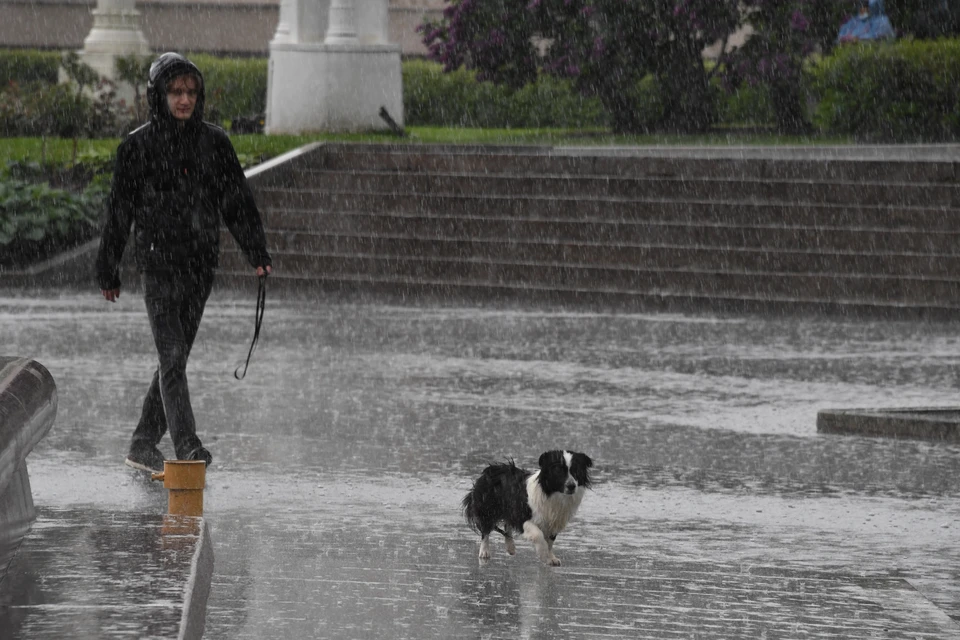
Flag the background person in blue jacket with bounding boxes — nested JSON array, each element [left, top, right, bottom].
[[96, 52, 273, 473], [838, 0, 896, 43]]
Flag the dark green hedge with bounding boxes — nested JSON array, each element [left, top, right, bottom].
[[808, 39, 960, 141], [0, 49, 61, 87], [190, 53, 268, 121], [403, 59, 606, 128]]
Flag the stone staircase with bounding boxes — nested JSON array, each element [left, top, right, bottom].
[[214, 143, 960, 314]]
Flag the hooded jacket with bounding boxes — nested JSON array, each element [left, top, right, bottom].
[[96, 52, 271, 290]]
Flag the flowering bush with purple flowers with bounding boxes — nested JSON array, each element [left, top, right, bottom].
[[422, 0, 742, 133], [719, 0, 847, 133]]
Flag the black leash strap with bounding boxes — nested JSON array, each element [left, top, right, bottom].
[[234, 274, 266, 380]]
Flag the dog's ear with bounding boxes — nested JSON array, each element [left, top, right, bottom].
[[538, 450, 562, 469], [570, 452, 593, 487], [572, 452, 593, 468]]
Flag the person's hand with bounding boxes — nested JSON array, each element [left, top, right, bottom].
[[101, 288, 120, 302], [256, 265, 272, 277]]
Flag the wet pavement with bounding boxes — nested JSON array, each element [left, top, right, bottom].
[[2, 289, 960, 637], [0, 507, 205, 639]]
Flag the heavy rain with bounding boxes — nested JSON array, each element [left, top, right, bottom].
[[2, 1, 960, 638]]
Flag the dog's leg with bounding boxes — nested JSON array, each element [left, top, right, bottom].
[[504, 535, 516, 556], [478, 534, 492, 561], [523, 522, 560, 566]]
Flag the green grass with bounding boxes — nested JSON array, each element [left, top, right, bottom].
[[0, 138, 118, 168], [0, 128, 856, 171]]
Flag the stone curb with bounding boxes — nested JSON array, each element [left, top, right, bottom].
[[179, 519, 215, 640], [817, 407, 960, 441]]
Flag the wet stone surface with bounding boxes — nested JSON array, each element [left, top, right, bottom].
[[2, 291, 960, 638], [0, 506, 198, 639], [818, 407, 960, 441]]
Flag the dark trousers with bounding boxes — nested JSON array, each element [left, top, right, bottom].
[[131, 269, 215, 459]]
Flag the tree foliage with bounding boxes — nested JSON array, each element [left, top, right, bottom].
[[421, 0, 855, 134], [720, 1, 848, 134], [423, 0, 742, 133], [115, 54, 152, 123], [888, 0, 960, 39]]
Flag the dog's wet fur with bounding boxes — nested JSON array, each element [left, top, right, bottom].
[[462, 450, 592, 566]]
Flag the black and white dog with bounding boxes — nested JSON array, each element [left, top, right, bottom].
[[462, 450, 593, 566]]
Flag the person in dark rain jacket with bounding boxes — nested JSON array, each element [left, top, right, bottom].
[[96, 52, 272, 472]]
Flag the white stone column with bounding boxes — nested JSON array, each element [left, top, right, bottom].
[[266, 0, 403, 134], [270, 0, 296, 45], [79, 0, 151, 82], [325, 0, 358, 45], [357, 0, 389, 45]]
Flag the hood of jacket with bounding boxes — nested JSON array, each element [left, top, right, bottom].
[[146, 52, 206, 132]]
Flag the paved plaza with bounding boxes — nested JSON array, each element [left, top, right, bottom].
[[2, 289, 959, 637]]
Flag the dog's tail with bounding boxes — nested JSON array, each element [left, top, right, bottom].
[[462, 491, 508, 537], [461, 491, 479, 531], [462, 460, 525, 536], [460, 491, 474, 517]]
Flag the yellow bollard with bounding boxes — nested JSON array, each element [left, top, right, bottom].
[[151, 460, 206, 517]]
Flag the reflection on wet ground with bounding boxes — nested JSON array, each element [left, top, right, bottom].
[[0, 507, 197, 639], [3, 291, 960, 637]]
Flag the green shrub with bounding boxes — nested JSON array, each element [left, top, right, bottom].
[[0, 85, 27, 136], [0, 82, 93, 138], [0, 49, 60, 87], [190, 54, 268, 122], [809, 39, 960, 141], [0, 178, 105, 267], [507, 75, 607, 128], [719, 84, 776, 127], [403, 59, 605, 128], [26, 83, 92, 138], [623, 75, 669, 133], [403, 59, 507, 127]]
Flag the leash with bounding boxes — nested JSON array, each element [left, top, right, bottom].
[[234, 274, 266, 380]]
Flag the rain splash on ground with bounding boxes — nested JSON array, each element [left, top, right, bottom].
[[3, 290, 960, 637]]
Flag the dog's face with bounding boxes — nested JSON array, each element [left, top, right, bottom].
[[537, 450, 593, 496]]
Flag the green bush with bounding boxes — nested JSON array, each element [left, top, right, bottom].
[[190, 54, 268, 122], [809, 39, 960, 141], [27, 83, 92, 138], [0, 49, 60, 87], [0, 85, 27, 136], [631, 76, 669, 132], [508, 75, 607, 128], [0, 82, 93, 138], [403, 59, 501, 127], [0, 178, 105, 267], [718, 84, 776, 128], [403, 59, 605, 128]]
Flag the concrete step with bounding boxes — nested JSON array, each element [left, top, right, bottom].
[[277, 170, 960, 207], [239, 143, 960, 312], [257, 231, 960, 276], [213, 270, 960, 316], [307, 144, 960, 183], [218, 248, 960, 307], [256, 191, 960, 230], [256, 211, 960, 254]]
